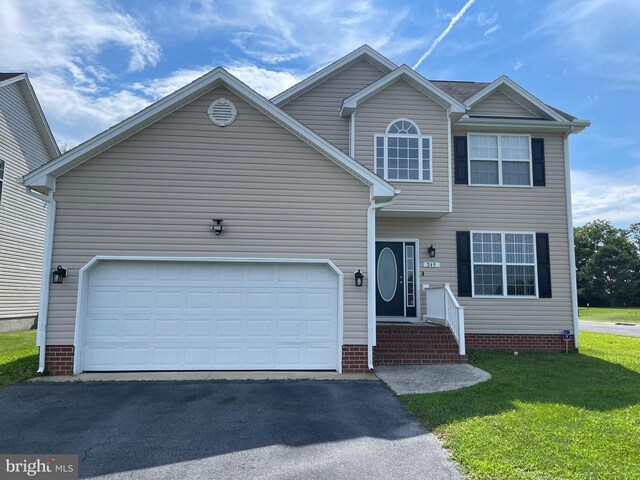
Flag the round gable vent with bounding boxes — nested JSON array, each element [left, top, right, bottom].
[[207, 98, 237, 126]]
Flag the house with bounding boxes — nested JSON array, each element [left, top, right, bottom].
[[0, 73, 59, 332], [21, 46, 589, 375]]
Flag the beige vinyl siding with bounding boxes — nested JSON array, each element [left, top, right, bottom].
[[377, 132, 572, 334], [469, 90, 539, 118], [0, 83, 50, 320], [282, 59, 387, 154], [355, 79, 449, 212], [47, 86, 370, 345]]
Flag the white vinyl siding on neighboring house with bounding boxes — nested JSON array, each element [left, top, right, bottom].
[[0, 82, 50, 320], [471, 232, 537, 298], [469, 134, 532, 187], [0, 159, 5, 202]]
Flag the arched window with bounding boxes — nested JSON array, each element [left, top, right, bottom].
[[375, 119, 431, 182]]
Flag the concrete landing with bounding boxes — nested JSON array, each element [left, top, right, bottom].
[[375, 364, 491, 394]]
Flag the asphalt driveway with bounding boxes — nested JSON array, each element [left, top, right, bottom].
[[0, 380, 461, 479]]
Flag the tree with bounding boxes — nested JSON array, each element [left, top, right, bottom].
[[627, 222, 640, 253], [574, 220, 640, 307]]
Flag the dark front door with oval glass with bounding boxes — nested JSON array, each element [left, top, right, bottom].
[[376, 241, 417, 317]]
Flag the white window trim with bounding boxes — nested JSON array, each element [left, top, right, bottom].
[[467, 133, 533, 188], [470, 231, 539, 299], [375, 119, 433, 183]]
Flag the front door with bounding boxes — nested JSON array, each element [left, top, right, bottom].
[[376, 241, 417, 317]]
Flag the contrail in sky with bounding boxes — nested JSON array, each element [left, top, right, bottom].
[[413, 0, 475, 70]]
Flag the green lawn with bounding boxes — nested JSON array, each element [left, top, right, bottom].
[[402, 332, 640, 480], [0, 329, 38, 390], [578, 307, 640, 324]]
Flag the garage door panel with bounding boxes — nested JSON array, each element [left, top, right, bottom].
[[82, 261, 339, 371]]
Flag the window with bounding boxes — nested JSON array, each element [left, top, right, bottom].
[[472, 232, 537, 297], [0, 160, 4, 202], [375, 119, 431, 182], [469, 134, 532, 186]]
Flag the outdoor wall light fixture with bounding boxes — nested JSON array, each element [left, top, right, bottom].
[[428, 244, 436, 258], [210, 219, 226, 235], [52, 265, 67, 284], [354, 269, 364, 287]]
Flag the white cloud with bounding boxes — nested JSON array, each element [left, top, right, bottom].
[[225, 66, 303, 99], [484, 25, 500, 36], [154, 0, 410, 68], [477, 12, 498, 26], [0, 1, 306, 148], [572, 168, 640, 226], [512, 61, 524, 71], [0, 0, 160, 74], [535, 0, 640, 84], [0, 0, 162, 146], [33, 63, 303, 148], [134, 65, 303, 100], [414, 0, 476, 69]]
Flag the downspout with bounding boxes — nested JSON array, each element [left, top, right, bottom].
[[367, 196, 397, 370], [563, 132, 579, 349], [25, 187, 56, 373]]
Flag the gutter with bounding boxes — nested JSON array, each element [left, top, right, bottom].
[[24, 186, 56, 373], [367, 196, 396, 370], [563, 133, 580, 349]]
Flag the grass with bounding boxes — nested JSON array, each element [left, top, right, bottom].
[[578, 307, 640, 324], [0, 329, 38, 390], [402, 332, 640, 480]]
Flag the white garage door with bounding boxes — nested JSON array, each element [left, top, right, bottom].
[[81, 261, 339, 371]]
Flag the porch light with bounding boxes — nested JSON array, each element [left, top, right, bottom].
[[354, 269, 364, 287], [52, 265, 67, 284], [210, 219, 226, 235], [428, 245, 436, 258]]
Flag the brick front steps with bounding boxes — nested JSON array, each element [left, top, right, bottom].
[[374, 323, 467, 366]]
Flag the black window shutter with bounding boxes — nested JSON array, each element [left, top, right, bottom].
[[456, 231, 472, 297], [536, 233, 552, 298], [454, 136, 468, 184], [532, 138, 545, 186]]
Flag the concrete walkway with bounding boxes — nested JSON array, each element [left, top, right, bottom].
[[375, 364, 491, 394], [580, 321, 640, 336]]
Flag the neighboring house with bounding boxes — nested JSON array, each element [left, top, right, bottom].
[[0, 73, 59, 332], [22, 46, 589, 375]]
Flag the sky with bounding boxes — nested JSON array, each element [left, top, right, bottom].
[[1, 0, 638, 227]]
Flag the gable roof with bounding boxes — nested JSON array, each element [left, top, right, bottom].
[[463, 75, 568, 122], [0, 73, 24, 82], [431, 80, 489, 104], [340, 65, 466, 118], [271, 45, 397, 106], [432, 80, 577, 121], [0, 73, 60, 159], [21, 67, 396, 199]]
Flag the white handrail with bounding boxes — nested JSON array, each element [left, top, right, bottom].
[[423, 283, 465, 355]]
